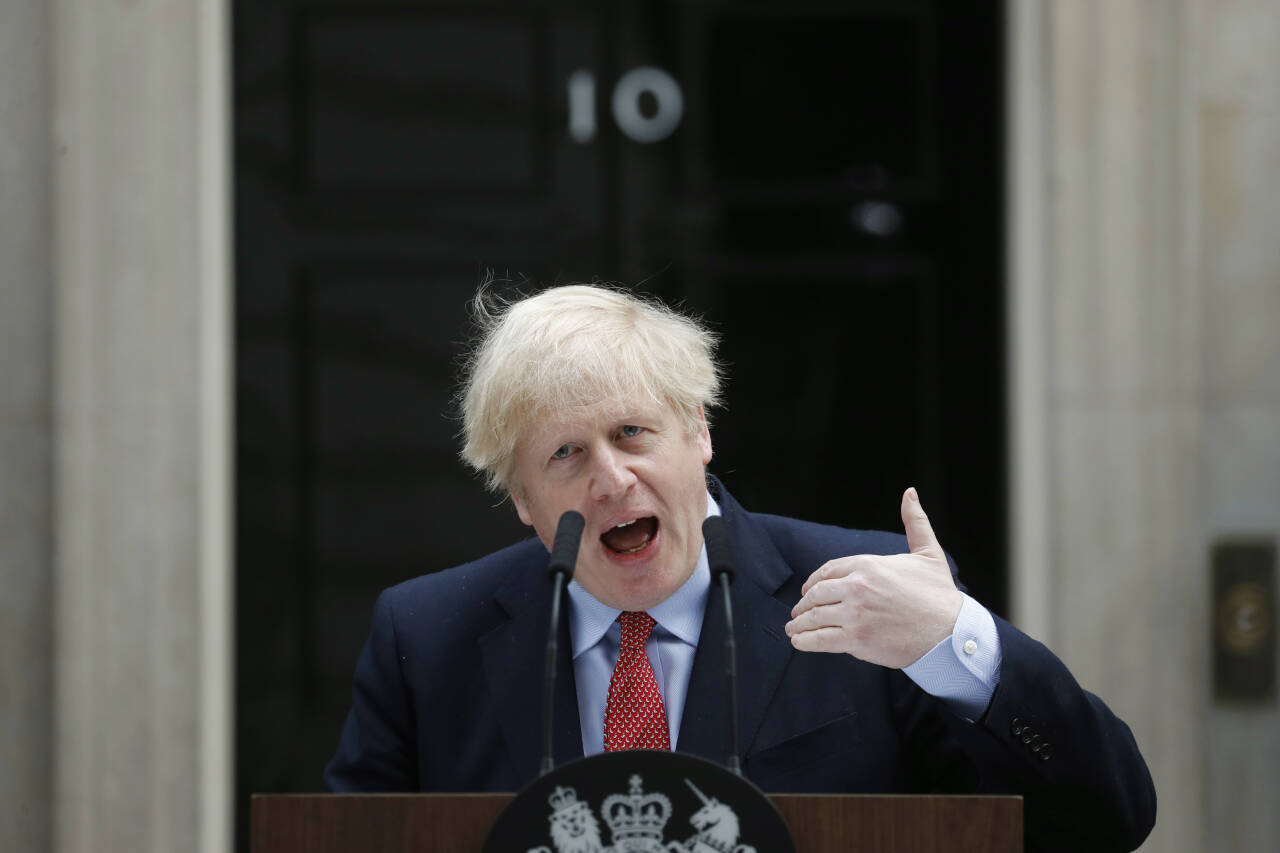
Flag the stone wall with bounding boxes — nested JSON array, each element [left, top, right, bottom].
[[1010, 1, 1280, 850], [1194, 0, 1280, 847], [0, 1, 232, 851]]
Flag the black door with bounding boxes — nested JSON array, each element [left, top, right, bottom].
[[235, 0, 1003, 847]]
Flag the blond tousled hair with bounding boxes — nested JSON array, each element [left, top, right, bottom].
[[459, 283, 722, 493]]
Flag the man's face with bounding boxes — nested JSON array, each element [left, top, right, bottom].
[[509, 397, 712, 611]]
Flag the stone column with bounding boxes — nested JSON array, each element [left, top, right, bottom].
[[1042, 7, 1206, 852], [0, 2, 54, 851], [1009, 1, 1205, 850], [51, 1, 232, 852], [1012, 1, 1280, 850]]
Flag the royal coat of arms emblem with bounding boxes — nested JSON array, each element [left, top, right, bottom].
[[527, 774, 758, 853]]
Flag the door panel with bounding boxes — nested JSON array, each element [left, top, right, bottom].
[[235, 1, 1002, 847]]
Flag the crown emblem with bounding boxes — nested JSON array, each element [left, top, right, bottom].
[[547, 786, 579, 813], [601, 775, 672, 848]]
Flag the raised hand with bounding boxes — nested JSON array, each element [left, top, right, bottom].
[[784, 487, 963, 669]]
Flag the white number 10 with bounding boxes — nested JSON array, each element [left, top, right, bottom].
[[567, 67, 685, 144]]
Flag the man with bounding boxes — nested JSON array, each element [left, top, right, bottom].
[[325, 285, 1156, 852]]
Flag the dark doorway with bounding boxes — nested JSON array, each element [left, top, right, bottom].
[[234, 0, 1003, 847]]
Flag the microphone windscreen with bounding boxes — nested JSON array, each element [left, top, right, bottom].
[[548, 510, 586, 579], [702, 516, 735, 582]]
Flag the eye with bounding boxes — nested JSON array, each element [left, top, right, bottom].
[[551, 444, 575, 460], [619, 424, 645, 439]]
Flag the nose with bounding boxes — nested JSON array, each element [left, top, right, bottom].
[[588, 444, 636, 502]]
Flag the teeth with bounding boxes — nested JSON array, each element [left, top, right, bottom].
[[618, 542, 647, 554], [613, 519, 637, 529]]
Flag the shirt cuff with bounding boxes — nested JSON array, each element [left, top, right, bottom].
[[901, 593, 1002, 721]]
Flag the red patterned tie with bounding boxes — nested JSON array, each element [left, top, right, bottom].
[[602, 611, 670, 751]]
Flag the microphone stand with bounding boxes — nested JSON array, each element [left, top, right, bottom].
[[719, 570, 742, 777], [541, 510, 584, 777], [702, 516, 742, 777]]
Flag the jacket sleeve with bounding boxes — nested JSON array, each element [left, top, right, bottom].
[[324, 589, 419, 791], [896, 615, 1157, 852]]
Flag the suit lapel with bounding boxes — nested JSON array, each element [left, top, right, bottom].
[[478, 561, 583, 787], [678, 480, 796, 764]]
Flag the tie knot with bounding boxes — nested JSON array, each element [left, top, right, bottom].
[[618, 611, 656, 651]]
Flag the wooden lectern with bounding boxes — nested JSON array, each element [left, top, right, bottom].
[[251, 793, 1022, 852]]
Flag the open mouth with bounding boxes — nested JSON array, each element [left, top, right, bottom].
[[600, 516, 659, 555]]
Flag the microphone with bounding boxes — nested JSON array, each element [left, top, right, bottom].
[[701, 515, 742, 776], [548, 510, 586, 580], [541, 510, 585, 776]]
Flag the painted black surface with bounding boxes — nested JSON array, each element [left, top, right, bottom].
[[486, 750, 794, 853], [234, 1, 1003, 849]]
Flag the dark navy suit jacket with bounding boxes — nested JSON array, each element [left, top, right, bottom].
[[325, 477, 1155, 852]]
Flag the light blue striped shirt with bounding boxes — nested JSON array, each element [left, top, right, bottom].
[[568, 492, 1002, 755]]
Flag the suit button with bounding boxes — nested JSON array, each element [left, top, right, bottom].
[[1038, 743, 1053, 760], [1021, 731, 1035, 745], [1011, 718, 1023, 736]]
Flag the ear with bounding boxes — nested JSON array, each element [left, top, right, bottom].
[[509, 486, 534, 527], [696, 405, 713, 465]]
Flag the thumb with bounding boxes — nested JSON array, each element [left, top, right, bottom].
[[901, 487, 941, 555]]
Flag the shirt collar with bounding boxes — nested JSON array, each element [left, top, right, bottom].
[[567, 491, 721, 657]]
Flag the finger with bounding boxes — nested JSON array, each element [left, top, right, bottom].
[[901, 487, 941, 555], [801, 558, 856, 597], [786, 602, 845, 635], [791, 578, 850, 618], [789, 625, 848, 654]]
